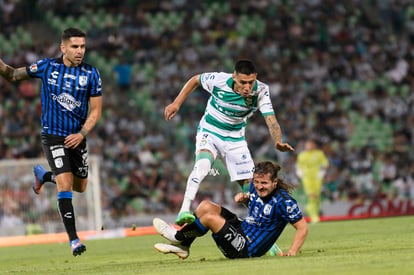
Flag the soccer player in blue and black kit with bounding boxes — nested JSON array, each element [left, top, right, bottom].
[[0, 28, 102, 256], [153, 161, 308, 259]]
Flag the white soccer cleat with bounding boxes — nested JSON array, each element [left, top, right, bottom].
[[154, 243, 189, 260], [153, 218, 180, 244]]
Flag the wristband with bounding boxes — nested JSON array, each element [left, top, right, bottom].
[[79, 129, 88, 137]]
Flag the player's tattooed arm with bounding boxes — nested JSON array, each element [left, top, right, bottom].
[[264, 115, 283, 144], [264, 115, 294, 152], [0, 59, 30, 82]]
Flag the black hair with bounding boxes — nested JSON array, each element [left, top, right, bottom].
[[61, 28, 86, 42], [234, 59, 257, 75]]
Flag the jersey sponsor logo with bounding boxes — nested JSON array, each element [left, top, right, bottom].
[[51, 147, 65, 158], [202, 73, 215, 90], [237, 170, 251, 175], [212, 97, 253, 116], [50, 61, 59, 66], [202, 73, 215, 81], [47, 78, 58, 86], [48, 71, 59, 86], [64, 81, 72, 90], [51, 71, 59, 79], [231, 234, 246, 251], [286, 202, 301, 218], [64, 73, 77, 80], [52, 92, 81, 111], [235, 160, 251, 165], [213, 105, 251, 117], [81, 67, 92, 73]]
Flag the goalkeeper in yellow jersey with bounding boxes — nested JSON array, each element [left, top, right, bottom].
[[295, 139, 329, 223]]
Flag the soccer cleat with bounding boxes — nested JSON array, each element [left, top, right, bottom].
[[70, 239, 86, 256], [175, 211, 195, 226], [32, 165, 47, 195], [154, 243, 189, 259], [268, 243, 283, 256], [153, 218, 180, 244]]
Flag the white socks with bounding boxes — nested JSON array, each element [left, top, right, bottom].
[[179, 158, 211, 213]]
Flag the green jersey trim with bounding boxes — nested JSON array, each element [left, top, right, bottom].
[[262, 111, 275, 116], [205, 113, 246, 131]]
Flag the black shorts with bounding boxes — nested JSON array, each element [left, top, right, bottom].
[[212, 207, 249, 259], [41, 133, 88, 178]]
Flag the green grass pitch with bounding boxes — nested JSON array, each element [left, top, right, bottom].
[[0, 216, 413, 274]]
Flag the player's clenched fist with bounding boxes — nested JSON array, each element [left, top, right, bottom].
[[234, 192, 249, 204]]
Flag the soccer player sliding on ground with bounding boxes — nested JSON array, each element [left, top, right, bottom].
[[153, 161, 308, 259]]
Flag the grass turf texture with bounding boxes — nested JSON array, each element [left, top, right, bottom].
[[0, 216, 413, 275]]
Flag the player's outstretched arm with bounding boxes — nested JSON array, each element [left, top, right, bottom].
[[0, 58, 30, 82], [264, 115, 294, 152], [164, 74, 200, 120], [283, 218, 308, 256]]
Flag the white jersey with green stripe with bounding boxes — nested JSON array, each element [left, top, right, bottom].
[[198, 72, 275, 140]]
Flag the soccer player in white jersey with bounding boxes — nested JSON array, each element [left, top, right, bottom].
[[164, 59, 294, 225]]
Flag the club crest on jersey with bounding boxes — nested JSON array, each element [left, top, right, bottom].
[[79, 75, 88, 86], [264, 204, 272, 215], [244, 96, 253, 106]]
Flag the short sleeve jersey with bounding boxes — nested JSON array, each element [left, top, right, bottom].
[[198, 72, 274, 140], [26, 57, 102, 137], [241, 184, 303, 257]]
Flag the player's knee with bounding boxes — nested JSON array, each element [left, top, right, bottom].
[[199, 210, 221, 227], [195, 200, 220, 217], [194, 158, 212, 178]]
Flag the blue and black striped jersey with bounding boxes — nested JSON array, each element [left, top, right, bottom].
[[26, 57, 102, 136], [241, 184, 303, 257]]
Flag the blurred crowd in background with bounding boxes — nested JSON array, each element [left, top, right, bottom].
[[1, 0, 414, 227]]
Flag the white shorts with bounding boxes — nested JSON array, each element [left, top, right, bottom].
[[195, 131, 254, 182]]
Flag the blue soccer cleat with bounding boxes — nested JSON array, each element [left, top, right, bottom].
[[70, 239, 86, 256], [32, 165, 47, 195]]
